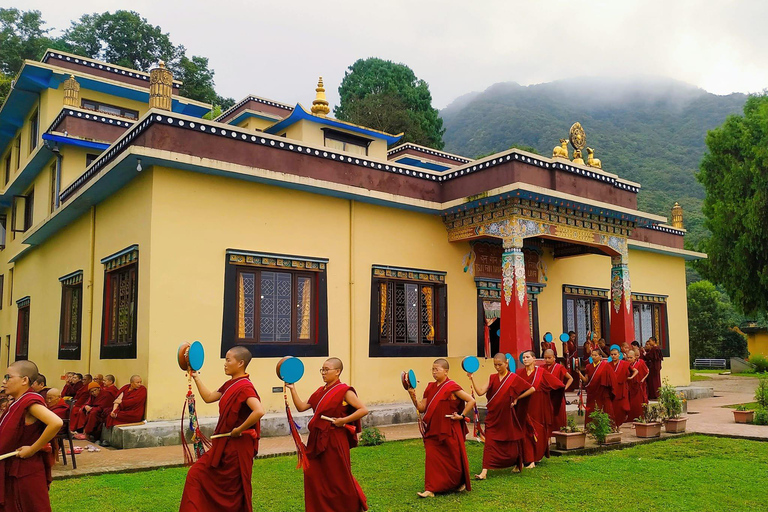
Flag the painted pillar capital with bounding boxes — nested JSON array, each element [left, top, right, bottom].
[[610, 254, 634, 344]]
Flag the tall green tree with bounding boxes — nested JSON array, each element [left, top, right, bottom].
[[0, 8, 52, 75], [687, 280, 747, 360], [335, 58, 445, 149], [697, 93, 768, 315]]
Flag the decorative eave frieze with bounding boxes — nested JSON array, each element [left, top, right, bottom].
[[42, 50, 181, 89], [215, 95, 294, 122], [387, 143, 472, 164], [48, 107, 136, 133]]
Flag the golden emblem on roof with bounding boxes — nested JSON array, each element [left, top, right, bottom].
[[569, 122, 586, 150]]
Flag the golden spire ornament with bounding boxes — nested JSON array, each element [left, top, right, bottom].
[[311, 76, 330, 116]]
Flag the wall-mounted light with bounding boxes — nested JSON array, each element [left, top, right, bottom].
[[136, 158, 142, 172]]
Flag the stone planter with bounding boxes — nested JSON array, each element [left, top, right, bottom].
[[664, 417, 687, 433], [733, 410, 754, 424], [634, 422, 662, 438], [601, 432, 622, 445], [553, 431, 587, 450]]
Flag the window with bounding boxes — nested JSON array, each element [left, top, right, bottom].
[[13, 137, 20, 171], [28, 110, 38, 153], [3, 154, 9, 185], [59, 272, 83, 360], [86, 154, 99, 167], [7, 268, 12, 307], [0, 275, 3, 309], [15, 297, 30, 361], [323, 129, 370, 156], [100, 246, 139, 359], [0, 215, 5, 249], [370, 267, 447, 357], [49, 163, 57, 214], [11, 194, 33, 233], [563, 285, 610, 354], [81, 99, 138, 120], [222, 251, 329, 358], [633, 295, 670, 357], [23, 190, 34, 231]]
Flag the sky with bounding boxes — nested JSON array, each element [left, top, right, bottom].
[[20, 0, 768, 110]]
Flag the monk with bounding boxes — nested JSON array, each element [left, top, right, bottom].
[[69, 374, 92, 432], [468, 353, 534, 479], [106, 375, 147, 428], [627, 350, 650, 422], [631, 340, 646, 359], [0, 360, 63, 512], [564, 331, 578, 380], [540, 333, 557, 358], [515, 350, 565, 467], [93, 374, 104, 388], [597, 338, 611, 358], [78, 381, 119, 442], [44, 389, 67, 421], [578, 349, 617, 427], [102, 375, 119, 399], [609, 348, 638, 427], [31, 374, 49, 401], [582, 338, 596, 365], [61, 373, 82, 399], [179, 346, 264, 512], [644, 337, 664, 399], [542, 349, 573, 433], [288, 357, 369, 512], [408, 358, 474, 498]]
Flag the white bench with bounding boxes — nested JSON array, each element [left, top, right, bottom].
[[693, 358, 727, 369]]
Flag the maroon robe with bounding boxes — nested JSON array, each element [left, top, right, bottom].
[[0, 390, 53, 512], [543, 362, 569, 433], [422, 379, 471, 493], [515, 367, 565, 464], [304, 381, 367, 512], [79, 386, 119, 437], [69, 384, 91, 430], [610, 359, 632, 427], [644, 347, 663, 400], [540, 342, 558, 357], [628, 360, 650, 422], [61, 381, 82, 399], [179, 376, 260, 512], [565, 340, 578, 380], [105, 385, 147, 428], [584, 362, 617, 427], [482, 372, 530, 470]]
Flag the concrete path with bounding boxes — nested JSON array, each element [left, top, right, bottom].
[[51, 376, 766, 480]]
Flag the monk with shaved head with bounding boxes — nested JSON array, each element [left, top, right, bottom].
[[0, 360, 63, 512], [408, 358, 475, 497], [106, 375, 147, 429], [180, 345, 264, 512], [542, 348, 573, 433], [288, 357, 369, 511]]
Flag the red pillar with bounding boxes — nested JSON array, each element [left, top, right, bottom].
[[500, 244, 532, 356], [609, 256, 635, 344]]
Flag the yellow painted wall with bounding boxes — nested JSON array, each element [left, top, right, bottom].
[[235, 115, 277, 132], [748, 332, 768, 358]]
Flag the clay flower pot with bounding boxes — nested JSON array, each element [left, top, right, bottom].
[[553, 431, 587, 450], [602, 432, 622, 445], [733, 410, 754, 424], [634, 422, 662, 438], [664, 417, 687, 433]]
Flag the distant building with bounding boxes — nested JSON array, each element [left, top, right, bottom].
[[738, 322, 768, 358], [0, 50, 704, 421]]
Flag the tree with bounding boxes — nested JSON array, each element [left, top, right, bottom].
[[687, 280, 745, 360], [335, 58, 444, 149], [0, 8, 52, 75], [720, 330, 748, 359], [697, 93, 768, 315]]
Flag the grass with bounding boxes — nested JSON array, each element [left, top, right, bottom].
[[690, 370, 712, 381], [723, 402, 759, 410], [49, 435, 768, 512], [691, 369, 762, 377]]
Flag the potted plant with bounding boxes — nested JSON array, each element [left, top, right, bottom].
[[659, 379, 687, 433], [586, 408, 621, 445], [634, 402, 663, 438], [733, 404, 755, 424], [553, 416, 587, 450]]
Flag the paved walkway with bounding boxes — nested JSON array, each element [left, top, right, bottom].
[[51, 376, 766, 480]]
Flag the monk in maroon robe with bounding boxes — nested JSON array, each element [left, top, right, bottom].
[[540, 333, 558, 358], [408, 358, 474, 498], [0, 360, 63, 512], [31, 374, 49, 401], [643, 338, 664, 400], [543, 349, 573, 433], [578, 349, 618, 427], [564, 331, 578, 381], [61, 373, 79, 398], [468, 353, 534, 479], [627, 350, 650, 421], [44, 389, 67, 420], [288, 357, 369, 512], [106, 375, 147, 428], [609, 348, 638, 427], [515, 350, 565, 467], [78, 381, 119, 441], [69, 374, 92, 432], [180, 346, 264, 512]]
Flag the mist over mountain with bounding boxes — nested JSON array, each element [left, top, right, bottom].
[[440, 76, 748, 247]]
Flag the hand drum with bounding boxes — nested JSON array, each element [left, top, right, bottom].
[[276, 356, 305, 384], [177, 341, 205, 372], [400, 369, 417, 390], [461, 356, 480, 374]]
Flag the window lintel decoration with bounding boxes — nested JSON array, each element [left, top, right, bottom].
[[101, 244, 138, 271], [59, 270, 83, 286], [372, 265, 446, 283], [563, 284, 608, 299], [16, 296, 30, 308], [227, 249, 327, 272], [631, 292, 667, 303]]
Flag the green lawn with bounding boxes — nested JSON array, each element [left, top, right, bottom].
[[690, 370, 713, 381], [51, 435, 767, 512], [691, 369, 761, 377], [723, 402, 760, 410]]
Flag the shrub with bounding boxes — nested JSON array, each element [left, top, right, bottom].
[[735, 404, 749, 412], [658, 379, 685, 419], [753, 408, 768, 426], [754, 375, 768, 410], [560, 415, 582, 433], [586, 408, 614, 444], [749, 354, 768, 373], [638, 402, 664, 423], [359, 427, 386, 446]]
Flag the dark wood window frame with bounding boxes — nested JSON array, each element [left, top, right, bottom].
[[15, 298, 30, 361], [322, 128, 371, 155], [369, 269, 448, 358], [81, 98, 139, 120], [562, 290, 611, 355], [28, 109, 39, 153], [633, 299, 671, 358], [59, 272, 83, 360], [221, 251, 329, 358], [4, 154, 10, 185], [100, 247, 139, 359], [0, 215, 5, 250]]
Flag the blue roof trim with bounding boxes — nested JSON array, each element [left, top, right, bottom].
[[394, 156, 452, 172], [0, 144, 52, 206], [42, 133, 109, 151], [228, 110, 282, 126], [265, 104, 403, 145], [100, 244, 139, 264]]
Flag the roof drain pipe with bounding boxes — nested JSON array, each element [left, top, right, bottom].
[[53, 144, 62, 209]]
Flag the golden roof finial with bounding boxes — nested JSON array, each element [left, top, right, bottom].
[[158, 60, 166, 68], [671, 202, 684, 229], [311, 76, 330, 116], [63, 74, 80, 106]]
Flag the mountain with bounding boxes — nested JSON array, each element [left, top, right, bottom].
[[440, 76, 748, 248]]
